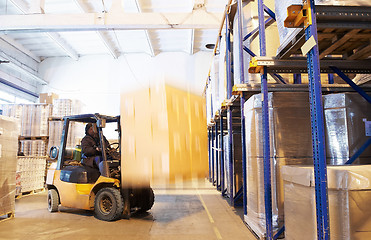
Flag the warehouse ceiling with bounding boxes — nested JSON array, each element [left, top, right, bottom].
[[0, 0, 227, 95]]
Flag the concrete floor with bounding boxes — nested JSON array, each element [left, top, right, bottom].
[[0, 182, 256, 240]]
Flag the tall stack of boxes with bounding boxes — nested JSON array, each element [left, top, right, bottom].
[[48, 99, 83, 151], [0, 116, 19, 216], [121, 84, 208, 187], [1, 104, 51, 156], [0, 94, 83, 194]]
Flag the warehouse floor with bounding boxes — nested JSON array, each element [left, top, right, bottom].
[[0, 181, 255, 240]]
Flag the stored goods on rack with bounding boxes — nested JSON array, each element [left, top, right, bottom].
[[244, 92, 313, 239], [324, 92, 371, 165], [223, 133, 243, 199], [233, 0, 280, 84], [0, 116, 19, 218], [283, 164, 371, 240]]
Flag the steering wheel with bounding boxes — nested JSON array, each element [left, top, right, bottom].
[[109, 142, 119, 151]]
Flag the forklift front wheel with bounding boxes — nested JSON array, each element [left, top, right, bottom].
[[47, 189, 59, 212], [94, 187, 124, 221]]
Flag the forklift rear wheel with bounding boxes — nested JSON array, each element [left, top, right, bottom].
[[138, 187, 155, 212], [47, 189, 59, 212], [94, 187, 124, 221]]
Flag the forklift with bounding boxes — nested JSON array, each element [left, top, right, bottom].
[[46, 114, 154, 221]]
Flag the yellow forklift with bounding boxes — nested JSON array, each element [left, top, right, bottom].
[[46, 114, 154, 221]]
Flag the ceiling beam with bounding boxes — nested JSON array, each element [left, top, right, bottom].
[[0, 35, 41, 63], [74, 0, 120, 59], [0, 11, 223, 32], [10, 0, 79, 61], [189, 29, 195, 55], [133, 0, 155, 57], [0, 37, 39, 74], [46, 33, 79, 60], [9, 0, 29, 13]]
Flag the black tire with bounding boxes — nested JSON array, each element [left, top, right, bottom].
[[94, 187, 123, 221], [47, 189, 59, 212], [138, 187, 155, 212]]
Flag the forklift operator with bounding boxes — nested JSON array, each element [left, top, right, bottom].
[[81, 123, 110, 175]]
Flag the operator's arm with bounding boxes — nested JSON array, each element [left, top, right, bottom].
[[81, 136, 100, 157], [103, 135, 110, 149]]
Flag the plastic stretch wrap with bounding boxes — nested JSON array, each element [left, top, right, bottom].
[[1, 104, 52, 156], [223, 135, 231, 195], [48, 121, 84, 153], [283, 165, 371, 240], [232, 0, 279, 84], [206, 84, 212, 125], [275, 0, 371, 46], [0, 116, 19, 216], [52, 99, 82, 117], [223, 134, 243, 197], [324, 93, 371, 165], [210, 55, 220, 116], [244, 92, 313, 238], [218, 33, 227, 105], [16, 156, 47, 193]]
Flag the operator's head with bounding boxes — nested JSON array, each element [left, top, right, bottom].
[[85, 123, 93, 135]]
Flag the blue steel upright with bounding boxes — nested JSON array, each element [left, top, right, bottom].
[[305, 1, 330, 239], [220, 116, 224, 192], [226, 11, 233, 198], [215, 121, 219, 187], [257, 0, 273, 239], [208, 128, 212, 182], [211, 125, 215, 184], [237, 0, 248, 214]]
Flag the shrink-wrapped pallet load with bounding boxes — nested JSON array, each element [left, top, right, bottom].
[[324, 92, 371, 165], [0, 116, 19, 217], [1, 104, 52, 156], [16, 156, 47, 193], [223, 134, 243, 197], [283, 165, 371, 240], [244, 92, 313, 238]]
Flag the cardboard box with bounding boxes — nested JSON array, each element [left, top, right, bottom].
[[0, 116, 19, 216], [120, 84, 208, 186], [39, 93, 59, 104]]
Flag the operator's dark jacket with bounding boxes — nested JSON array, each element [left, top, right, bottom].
[[81, 133, 109, 168]]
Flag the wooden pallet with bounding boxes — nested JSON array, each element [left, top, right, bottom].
[[277, 6, 371, 61], [18, 136, 49, 141], [15, 188, 45, 199], [0, 211, 15, 222]]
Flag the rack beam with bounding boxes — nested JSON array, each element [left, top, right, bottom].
[[249, 57, 371, 74]]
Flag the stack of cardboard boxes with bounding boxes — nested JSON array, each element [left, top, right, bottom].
[[0, 116, 19, 217], [120, 84, 208, 187]]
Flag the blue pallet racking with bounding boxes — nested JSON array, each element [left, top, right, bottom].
[[206, 0, 371, 239]]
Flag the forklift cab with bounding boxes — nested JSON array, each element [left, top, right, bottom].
[[46, 114, 148, 221]]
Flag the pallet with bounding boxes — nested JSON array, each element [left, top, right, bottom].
[[18, 136, 49, 141], [0, 211, 15, 222], [15, 188, 45, 199], [277, 5, 371, 61], [277, 28, 371, 60]]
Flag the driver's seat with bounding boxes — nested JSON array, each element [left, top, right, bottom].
[[60, 165, 100, 183]]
